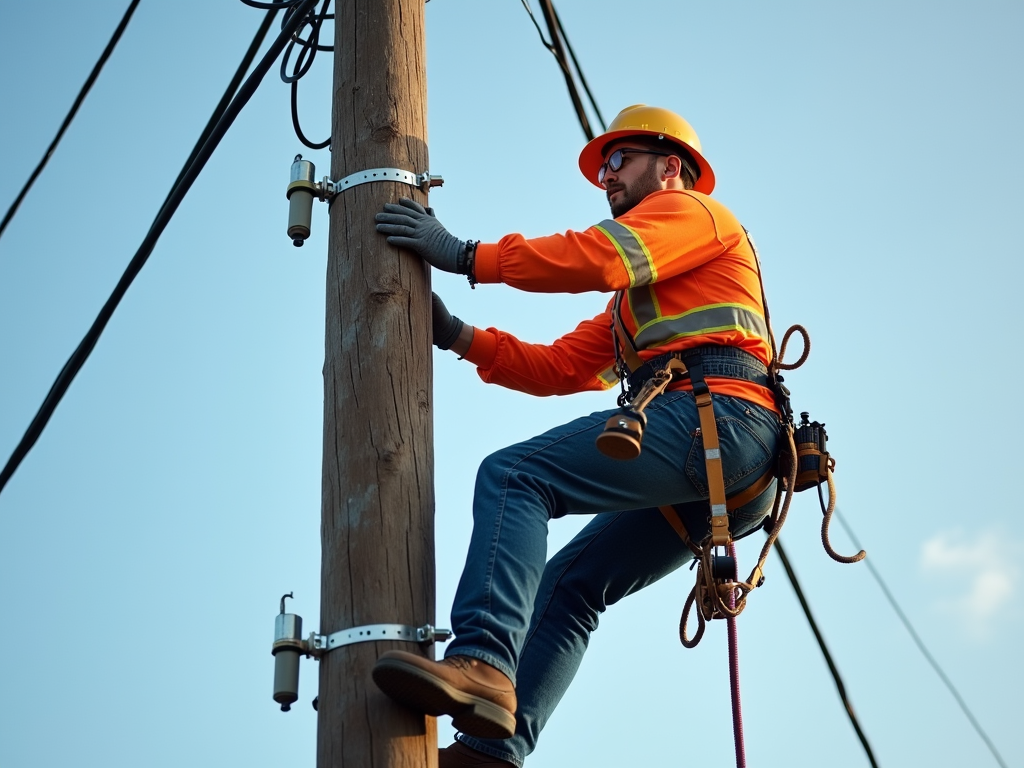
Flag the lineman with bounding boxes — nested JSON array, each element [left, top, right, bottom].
[[372, 105, 782, 768]]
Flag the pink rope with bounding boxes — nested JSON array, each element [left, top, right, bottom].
[[727, 543, 747, 768]]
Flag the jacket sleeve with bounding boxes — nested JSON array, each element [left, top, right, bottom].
[[461, 307, 619, 397], [472, 190, 741, 293]]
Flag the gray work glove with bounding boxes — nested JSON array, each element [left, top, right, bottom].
[[431, 292, 465, 350], [374, 198, 471, 275]]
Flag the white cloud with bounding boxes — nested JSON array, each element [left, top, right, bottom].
[[919, 529, 1020, 638]]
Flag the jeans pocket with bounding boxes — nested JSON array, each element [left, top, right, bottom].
[[684, 414, 774, 497]]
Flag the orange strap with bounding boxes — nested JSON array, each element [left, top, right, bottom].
[[695, 388, 731, 547], [658, 467, 774, 550], [612, 293, 644, 373]]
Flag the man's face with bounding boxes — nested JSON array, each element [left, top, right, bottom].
[[601, 141, 666, 217]]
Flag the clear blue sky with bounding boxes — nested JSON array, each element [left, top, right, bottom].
[[1, 2, 1022, 766]]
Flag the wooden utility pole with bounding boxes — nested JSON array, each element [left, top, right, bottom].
[[318, 1, 435, 766]]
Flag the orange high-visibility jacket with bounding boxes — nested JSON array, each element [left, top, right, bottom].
[[463, 188, 776, 411]]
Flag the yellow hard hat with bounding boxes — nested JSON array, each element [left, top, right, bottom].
[[578, 104, 715, 194]]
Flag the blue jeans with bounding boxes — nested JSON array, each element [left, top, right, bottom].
[[445, 385, 781, 767]]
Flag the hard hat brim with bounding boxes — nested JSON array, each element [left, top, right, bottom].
[[578, 128, 716, 195]]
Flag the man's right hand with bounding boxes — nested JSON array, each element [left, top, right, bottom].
[[375, 198, 470, 276], [432, 292, 466, 351]]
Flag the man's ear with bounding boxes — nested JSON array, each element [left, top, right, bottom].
[[662, 155, 681, 180]]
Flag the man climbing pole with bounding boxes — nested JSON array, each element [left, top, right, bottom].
[[372, 104, 783, 768]]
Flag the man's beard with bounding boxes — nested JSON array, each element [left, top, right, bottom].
[[607, 157, 662, 217]]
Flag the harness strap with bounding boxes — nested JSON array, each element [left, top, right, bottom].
[[682, 352, 732, 547], [612, 292, 645, 373], [657, 465, 774, 551]]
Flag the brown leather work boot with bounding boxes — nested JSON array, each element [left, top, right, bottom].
[[439, 741, 517, 768], [372, 651, 517, 739]]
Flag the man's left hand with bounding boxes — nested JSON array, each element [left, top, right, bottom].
[[375, 198, 470, 275]]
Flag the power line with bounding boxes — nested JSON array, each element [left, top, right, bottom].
[[549, 2, 605, 133], [158, 3, 282, 222], [0, 0, 320, 497], [536, 0, 593, 140], [519, 0, 603, 141], [0, 0, 141, 242], [774, 537, 880, 768], [833, 510, 1009, 768]]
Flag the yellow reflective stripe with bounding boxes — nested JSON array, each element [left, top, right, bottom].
[[634, 303, 769, 349], [619, 221, 657, 283], [596, 365, 619, 389], [594, 219, 656, 287], [594, 224, 636, 286]]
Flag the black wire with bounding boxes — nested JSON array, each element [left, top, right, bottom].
[[0, 0, 141, 243], [774, 537, 880, 768], [158, 5, 282, 221], [279, 1, 329, 84], [293, 12, 334, 52], [833, 511, 1009, 768], [238, 0, 304, 8], [518, 0, 596, 142], [519, 0, 554, 49], [0, 0, 320, 497], [280, 0, 331, 149], [550, 4, 605, 132], [537, 0, 593, 141], [291, 80, 330, 149]]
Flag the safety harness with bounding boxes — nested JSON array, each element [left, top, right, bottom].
[[598, 232, 864, 768]]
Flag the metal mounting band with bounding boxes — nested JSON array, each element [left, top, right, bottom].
[[330, 168, 443, 197], [309, 623, 452, 656]]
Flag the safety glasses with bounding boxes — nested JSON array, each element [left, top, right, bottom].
[[597, 149, 671, 185]]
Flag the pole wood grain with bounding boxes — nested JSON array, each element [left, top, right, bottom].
[[319, 1, 436, 765]]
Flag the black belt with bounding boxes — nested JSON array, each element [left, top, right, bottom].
[[626, 345, 769, 399]]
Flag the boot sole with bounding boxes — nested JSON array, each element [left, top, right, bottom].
[[372, 658, 516, 740]]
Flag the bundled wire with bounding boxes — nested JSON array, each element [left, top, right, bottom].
[[0, 0, 320, 497], [519, 0, 605, 140], [0, 0, 141, 242]]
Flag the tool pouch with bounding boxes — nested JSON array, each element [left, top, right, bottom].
[[779, 411, 831, 492]]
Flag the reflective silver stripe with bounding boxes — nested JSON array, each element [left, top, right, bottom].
[[705, 448, 721, 460], [634, 303, 769, 349], [594, 220, 656, 287], [627, 285, 659, 329], [596, 365, 619, 387], [711, 504, 728, 517]]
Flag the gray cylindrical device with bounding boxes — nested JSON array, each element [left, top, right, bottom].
[[286, 155, 316, 247], [272, 593, 303, 711]]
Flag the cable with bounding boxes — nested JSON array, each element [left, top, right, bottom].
[[280, 0, 332, 149], [238, 0, 306, 8], [519, 0, 599, 141], [279, 1, 330, 84], [158, 5, 282, 222], [0, 0, 320, 498], [774, 537, 880, 768], [0, 0, 141, 243], [537, 0, 593, 140], [833, 511, 1009, 768], [550, 3, 605, 132]]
